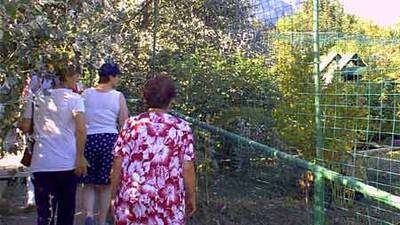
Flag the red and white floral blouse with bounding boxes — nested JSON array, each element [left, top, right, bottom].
[[113, 112, 195, 225]]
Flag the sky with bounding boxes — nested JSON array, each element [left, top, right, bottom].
[[338, 0, 400, 27]]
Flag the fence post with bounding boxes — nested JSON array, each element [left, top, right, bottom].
[[150, 0, 159, 76], [313, 0, 325, 224]]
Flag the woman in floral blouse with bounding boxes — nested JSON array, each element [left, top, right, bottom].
[[110, 75, 196, 225]]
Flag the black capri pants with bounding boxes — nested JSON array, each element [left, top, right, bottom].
[[33, 170, 77, 225]]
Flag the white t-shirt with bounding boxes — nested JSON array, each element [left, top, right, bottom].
[[22, 89, 85, 172], [82, 88, 121, 135]]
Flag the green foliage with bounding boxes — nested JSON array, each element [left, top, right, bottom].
[[2, 0, 400, 167], [152, 48, 278, 144], [276, 0, 354, 33], [0, 0, 146, 152], [272, 0, 400, 164], [1, 0, 277, 155]]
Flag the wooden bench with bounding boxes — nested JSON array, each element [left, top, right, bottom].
[[0, 154, 30, 201]]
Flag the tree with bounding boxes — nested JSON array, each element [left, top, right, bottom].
[[0, 0, 277, 156], [271, 0, 400, 167]]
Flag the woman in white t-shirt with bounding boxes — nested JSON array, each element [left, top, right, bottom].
[[80, 62, 129, 225], [20, 64, 87, 225]]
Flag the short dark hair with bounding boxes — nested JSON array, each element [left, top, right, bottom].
[[143, 75, 176, 109], [99, 75, 112, 84], [98, 62, 120, 84]]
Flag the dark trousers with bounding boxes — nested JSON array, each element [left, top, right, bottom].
[[33, 170, 77, 225]]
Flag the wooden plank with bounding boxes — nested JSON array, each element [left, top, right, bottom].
[[0, 172, 30, 180], [0, 154, 30, 179], [357, 147, 400, 155]]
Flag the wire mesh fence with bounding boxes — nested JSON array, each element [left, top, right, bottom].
[[170, 0, 400, 224], [1, 0, 400, 224], [187, 128, 314, 225], [317, 38, 400, 225]]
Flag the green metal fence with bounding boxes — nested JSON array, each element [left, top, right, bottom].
[[175, 112, 400, 224], [163, 0, 400, 224], [2, 0, 400, 224]]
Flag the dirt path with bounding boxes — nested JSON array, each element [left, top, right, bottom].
[[0, 183, 88, 225], [0, 162, 358, 225], [0, 175, 314, 225]]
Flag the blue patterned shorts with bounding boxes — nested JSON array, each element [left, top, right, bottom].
[[79, 133, 118, 185]]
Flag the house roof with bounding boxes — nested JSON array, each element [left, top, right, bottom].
[[320, 52, 341, 72], [321, 52, 367, 86], [338, 53, 367, 70]]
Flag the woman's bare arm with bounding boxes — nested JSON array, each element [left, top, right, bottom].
[[19, 118, 32, 134], [183, 161, 196, 217], [110, 156, 123, 196], [118, 93, 129, 128], [74, 112, 87, 176]]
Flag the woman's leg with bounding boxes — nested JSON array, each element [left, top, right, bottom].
[[25, 175, 36, 207], [97, 133, 118, 225], [33, 172, 57, 225], [98, 185, 111, 225], [82, 184, 96, 218], [81, 134, 97, 222], [55, 170, 77, 225]]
